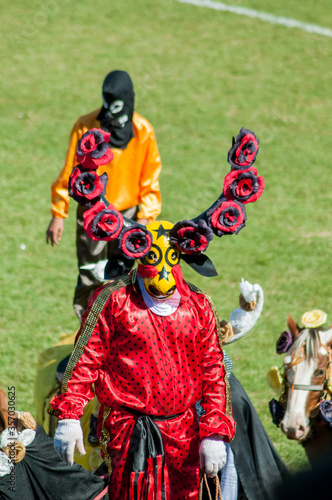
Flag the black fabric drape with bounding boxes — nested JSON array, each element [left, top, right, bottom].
[[0, 425, 108, 500], [128, 415, 167, 499], [229, 374, 289, 500]]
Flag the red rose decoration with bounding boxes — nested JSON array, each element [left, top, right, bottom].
[[119, 225, 152, 260], [227, 127, 259, 170], [69, 167, 108, 207], [83, 201, 124, 241], [169, 219, 213, 254], [207, 198, 247, 236], [76, 128, 113, 170], [223, 167, 264, 204]]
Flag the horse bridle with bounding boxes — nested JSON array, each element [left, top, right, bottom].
[[270, 331, 332, 429], [284, 343, 332, 392]]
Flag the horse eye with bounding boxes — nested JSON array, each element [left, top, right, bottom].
[[315, 369, 325, 377]]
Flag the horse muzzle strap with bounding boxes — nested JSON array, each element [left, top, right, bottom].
[[285, 379, 325, 391]]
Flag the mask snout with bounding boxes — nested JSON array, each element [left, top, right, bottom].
[[148, 284, 176, 299]]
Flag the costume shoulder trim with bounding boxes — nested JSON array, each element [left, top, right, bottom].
[[187, 282, 226, 346], [61, 275, 131, 393]]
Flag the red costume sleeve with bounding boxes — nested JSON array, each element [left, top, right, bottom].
[[49, 290, 113, 420], [198, 299, 236, 442]]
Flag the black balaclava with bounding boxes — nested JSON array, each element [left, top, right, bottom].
[[97, 70, 135, 149]]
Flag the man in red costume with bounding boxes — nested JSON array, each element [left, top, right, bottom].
[[49, 126, 265, 499], [49, 221, 235, 499]]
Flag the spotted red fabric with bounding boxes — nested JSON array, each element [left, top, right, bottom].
[[100, 406, 200, 499], [50, 283, 235, 499]]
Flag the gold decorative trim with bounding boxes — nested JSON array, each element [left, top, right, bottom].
[[224, 375, 232, 420], [187, 282, 234, 423], [100, 405, 112, 474], [219, 320, 234, 344], [187, 282, 224, 345], [60, 276, 131, 395], [3, 441, 26, 463], [20, 412, 36, 430]]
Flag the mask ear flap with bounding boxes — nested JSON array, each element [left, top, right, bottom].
[[181, 253, 218, 277]]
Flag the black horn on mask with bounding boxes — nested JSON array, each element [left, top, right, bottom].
[[168, 128, 264, 276], [68, 127, 264, 279]]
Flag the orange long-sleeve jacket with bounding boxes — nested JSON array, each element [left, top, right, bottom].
[[51, 110, 161, 221]]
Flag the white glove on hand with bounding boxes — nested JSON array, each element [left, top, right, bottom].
[[54, 419, 86, 465], [199, 435, 227, 478]]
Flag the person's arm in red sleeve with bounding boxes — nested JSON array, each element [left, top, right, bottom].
[[136, 128, 162, 223], [48, 289, 112, 420], [198, 301, 236, 442]]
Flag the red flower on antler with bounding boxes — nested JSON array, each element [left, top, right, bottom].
[[119, 226, 153, 259], [223, 167, 264, 204], [227, 128, 259, 170], [69, 167, 108, 206], [169, 220, 213, 254], [76, 128, 113, 169], [83, 201, 124, 241], [207, 199, 247, 236]]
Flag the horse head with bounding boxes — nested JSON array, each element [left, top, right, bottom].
[[272, 313, 332, 443]]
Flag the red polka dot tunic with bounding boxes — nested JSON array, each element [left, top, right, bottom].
[[50, 282, 235, 499]]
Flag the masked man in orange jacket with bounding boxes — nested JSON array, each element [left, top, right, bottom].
[[46, 70, 161, 320]]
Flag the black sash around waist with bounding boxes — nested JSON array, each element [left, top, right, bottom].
[[124, 406, 183, 473], [124, 406, 186, 499]]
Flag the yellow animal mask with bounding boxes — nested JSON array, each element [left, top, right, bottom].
[[137, 221, 180, 299]]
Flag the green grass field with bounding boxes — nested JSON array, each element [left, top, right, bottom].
[[2, 0, 332, 473]]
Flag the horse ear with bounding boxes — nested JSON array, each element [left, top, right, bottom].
[[322, 327, 332, 347], [287, 314, 301, 340]]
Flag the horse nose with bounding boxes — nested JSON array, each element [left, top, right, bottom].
[[281, 419, 307, 440], [280, 422, 296, 439]]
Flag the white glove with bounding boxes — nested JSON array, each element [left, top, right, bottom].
[[199, 435, 227, 478], [54, 419, 86, 465]]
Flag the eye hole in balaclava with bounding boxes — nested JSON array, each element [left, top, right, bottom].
[[97, 70, 135, 150], [102, 97, 128, 128]]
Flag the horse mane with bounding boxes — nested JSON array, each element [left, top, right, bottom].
[[292, 328, 321, 360]]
